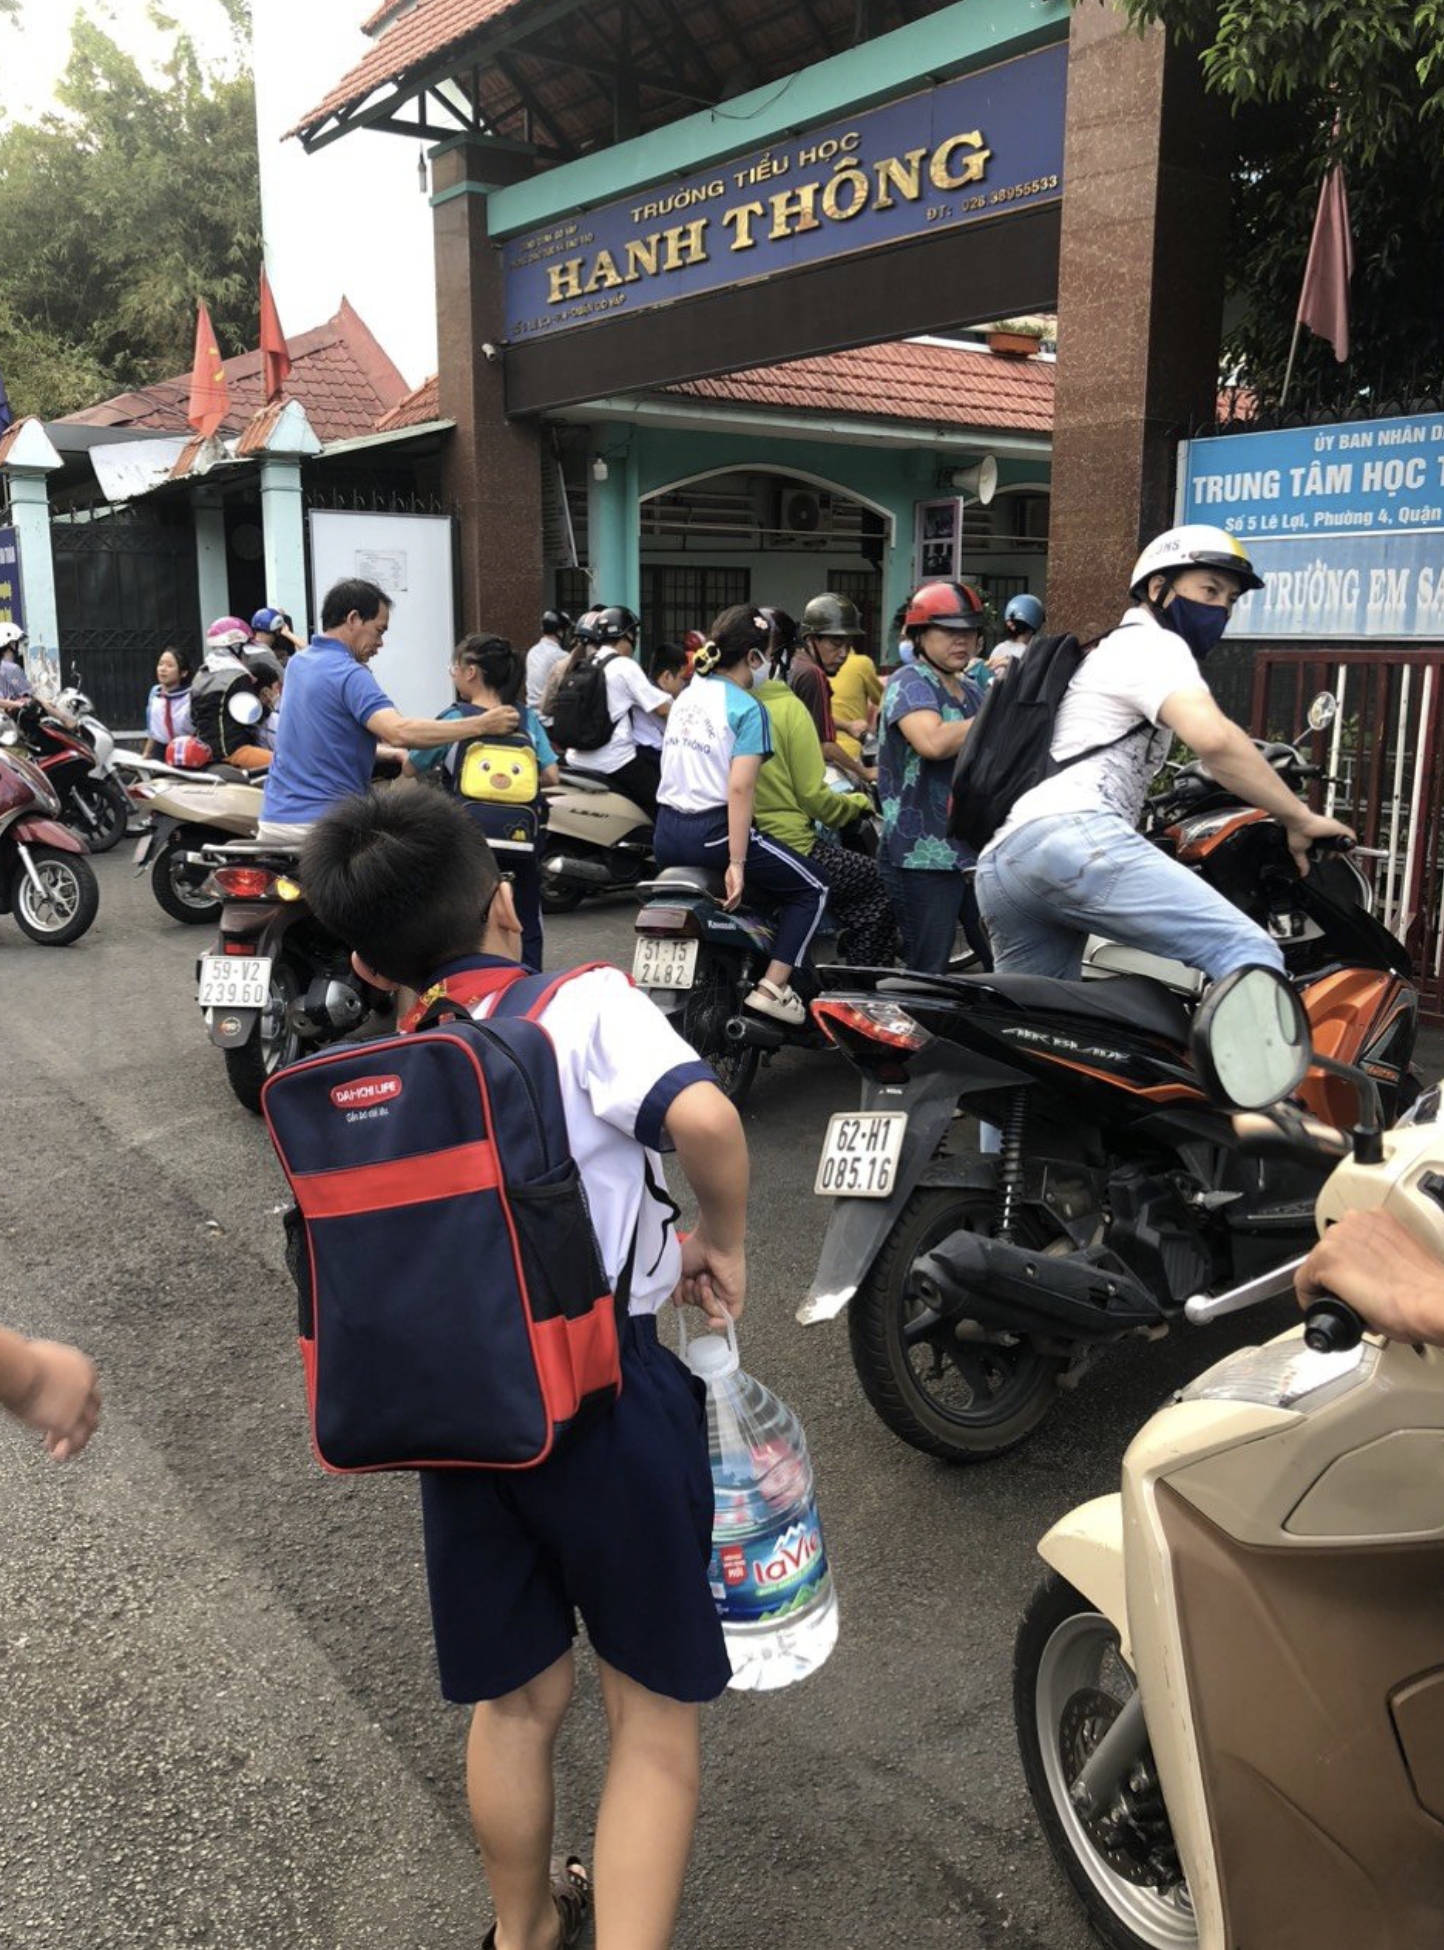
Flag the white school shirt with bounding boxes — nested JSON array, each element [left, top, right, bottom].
[[658, 673, 772, 815], [985, 607, 1206, 851], [469, 965, 713, 1315], [565, 651, 669, 773], [525, 634, 566, 717]]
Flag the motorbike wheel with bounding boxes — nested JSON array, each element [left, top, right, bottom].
[[681, 959, 760, 1107], [849, 1187, 1061, 1461], [66, 776, 130, 853], [151, 834, 221, 925], [11, 848, 100, 945], [222, 958, 304, 1115], [538, 842, 586, 913], [1015, 1575, 1196, 1950]]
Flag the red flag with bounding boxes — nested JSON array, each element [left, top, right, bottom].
[[187, 301, 231, 439], [1296, 160, 1354, 363], [259, 268, 292, 404]]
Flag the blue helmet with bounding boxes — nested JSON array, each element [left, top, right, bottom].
[[1004, 593, 1045, 632], [250, 605, 291, 636]]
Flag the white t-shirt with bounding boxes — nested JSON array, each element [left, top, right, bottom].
[[525, 634, 566, 716], [566, 651, 668, 773], [659, 673, 773, 814], [469, 965, 714, 1315], [987, 608, 1206, 850]]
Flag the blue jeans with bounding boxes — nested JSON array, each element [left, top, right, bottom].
[[879, 862, 992, 973], [973, 811, 1284, 981]]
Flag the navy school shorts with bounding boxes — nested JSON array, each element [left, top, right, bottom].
[[419, 1313, 732, 1705]]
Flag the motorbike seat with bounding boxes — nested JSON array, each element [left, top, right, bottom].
[[648, 865, 727, 901], [960, 971, 1193, 1046], [556, 766, 619, 794]]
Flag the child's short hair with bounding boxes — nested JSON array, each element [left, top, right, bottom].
[[301, 782, 500, 988], [648, 640, 688, 684]]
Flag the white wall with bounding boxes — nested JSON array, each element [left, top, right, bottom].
[[250, 0, 437, 386]]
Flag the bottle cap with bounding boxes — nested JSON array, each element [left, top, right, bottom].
[[681, 1318, 740, 1380]]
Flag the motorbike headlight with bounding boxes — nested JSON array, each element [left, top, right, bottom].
[[1180, 1336, 1378, 1411]]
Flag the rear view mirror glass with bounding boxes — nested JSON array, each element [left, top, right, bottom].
[[227, 691, 263, 727], [1307, 692, 1338, 733], [1191, 966, 1311, 1110]]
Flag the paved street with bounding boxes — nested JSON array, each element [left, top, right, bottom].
[[0, 848, 1384, 1950]]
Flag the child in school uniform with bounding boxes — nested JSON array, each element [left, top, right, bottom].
[[299, 782, 751, 1950]]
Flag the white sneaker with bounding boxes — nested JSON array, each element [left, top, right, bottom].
[[744, 980, 805, 1027]]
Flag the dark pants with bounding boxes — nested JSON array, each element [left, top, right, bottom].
[[880, 862, 992, 973], [513, 853, 543, 970], [655, 805, 828, 968], [806, 840, 898, 965], [602, 750, 660, 820]]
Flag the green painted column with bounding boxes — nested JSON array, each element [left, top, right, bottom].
[[193, 493, 230, 633], [585, 432, 640, 614]]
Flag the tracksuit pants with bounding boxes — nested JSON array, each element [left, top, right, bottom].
[[654, 805, 828, 968]]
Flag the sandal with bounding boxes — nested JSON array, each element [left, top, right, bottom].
[[744, 978, 805, 1027], [481, 1855, 591, 1950]]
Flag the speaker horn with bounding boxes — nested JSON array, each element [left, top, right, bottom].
[[948, 455, 998, 504]]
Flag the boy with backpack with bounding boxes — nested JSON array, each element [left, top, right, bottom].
[[294, 782, 749, 1950]]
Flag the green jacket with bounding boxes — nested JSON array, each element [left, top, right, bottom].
[[752, 678, 869, 856]]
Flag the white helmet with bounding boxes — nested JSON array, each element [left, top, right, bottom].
[[0, 621, 25, 653], [1129, 525, 1264, 599]]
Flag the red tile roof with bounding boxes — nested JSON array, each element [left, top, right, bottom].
[[298, 0, 519, 136], [375, 372, 442, 430], [660, 338, 1054, 434], [60, 300, 409, 445]]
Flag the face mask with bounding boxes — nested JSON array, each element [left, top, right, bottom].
[[1163, 593, 1230, 659]]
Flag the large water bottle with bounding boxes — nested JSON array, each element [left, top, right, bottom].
[[681, 1319, 839, 1691]]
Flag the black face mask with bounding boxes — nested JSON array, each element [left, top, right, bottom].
[[1162, 593, 1230, 660]]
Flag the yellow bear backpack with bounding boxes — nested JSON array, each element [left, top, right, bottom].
[[456, 732, 543, 853]]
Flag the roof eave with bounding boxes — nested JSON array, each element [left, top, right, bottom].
[[547, 393, 1052, 458]]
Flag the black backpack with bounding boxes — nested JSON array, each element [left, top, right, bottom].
[[947, 630, 1144, 852], [549, 652, 618, 752]]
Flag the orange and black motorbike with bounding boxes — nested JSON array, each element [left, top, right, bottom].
[[796, 700, 1417, 1464]]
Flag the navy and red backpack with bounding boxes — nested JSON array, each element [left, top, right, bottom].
[[261, 965, 631, 1474]]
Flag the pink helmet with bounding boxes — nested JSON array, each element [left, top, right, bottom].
[[206, 615, 252, 649]]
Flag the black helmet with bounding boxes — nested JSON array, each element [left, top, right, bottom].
[[541, 609, 572, 637], [800, 592, 863, 639], [589, 604, 640, 646], [243, 649, 284, 687]]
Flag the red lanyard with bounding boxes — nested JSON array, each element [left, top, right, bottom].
[[399, 964, 523, 1034]]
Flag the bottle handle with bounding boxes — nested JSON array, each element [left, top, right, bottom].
[[675, 1306, 739, 1366]]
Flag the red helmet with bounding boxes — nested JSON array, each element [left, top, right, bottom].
[[167, 735, 213, 770], [682, 629, 707, 655], [904, 581, 985, 630]]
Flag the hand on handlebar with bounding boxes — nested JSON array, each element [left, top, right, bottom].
[[1287, 809, 1354, 875], [1295, 1210, 1444, 1347]]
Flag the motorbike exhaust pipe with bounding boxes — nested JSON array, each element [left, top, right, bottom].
[[724, 1014, 786, 1050], [913, 1228, 1165, 1340], [289, 980, 367, 1036], [542, 854, 612, 886]]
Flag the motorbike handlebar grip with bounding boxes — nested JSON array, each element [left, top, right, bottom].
[[1303, 1296, 1366, 1354]]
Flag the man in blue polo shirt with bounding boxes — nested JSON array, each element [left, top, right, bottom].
[[259, 578, 518, 840]]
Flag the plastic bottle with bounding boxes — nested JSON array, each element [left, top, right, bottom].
[[681, 1319, 839, 1691]]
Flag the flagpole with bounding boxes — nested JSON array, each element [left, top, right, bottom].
[[1279, 317, 1304, 411]]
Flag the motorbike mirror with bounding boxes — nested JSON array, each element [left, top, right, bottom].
[[0, 718, 17, 747], [1306, 691, 1338, 733], [227, 691, 264, 727], [1191, 966, 1312, 1110]]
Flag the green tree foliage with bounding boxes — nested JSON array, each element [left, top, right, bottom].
[[1111, 0, 1444, 412], [0, 9, 261, 419]]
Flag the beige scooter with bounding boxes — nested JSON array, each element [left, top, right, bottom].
[[130, 769, 264, 923], [1015, 965, 1444, 1950]]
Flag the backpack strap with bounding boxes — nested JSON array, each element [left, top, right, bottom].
[[488, 961, 621, 1022]]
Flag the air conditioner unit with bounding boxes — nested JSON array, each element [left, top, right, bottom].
[[780, 488, 826, 537]]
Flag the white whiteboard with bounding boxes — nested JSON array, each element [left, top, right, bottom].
[[307, 510, 456, 721]]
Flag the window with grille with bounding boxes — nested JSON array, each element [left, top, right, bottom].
[[641, 567, 751, 649], [827, 569, 883, 657]]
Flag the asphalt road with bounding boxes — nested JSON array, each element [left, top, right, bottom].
[[4, 853, 1425, 1950]]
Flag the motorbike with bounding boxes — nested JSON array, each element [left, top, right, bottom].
[[1015, 963, 1444, 1950], [538, 767, 655, 912], [633, 784, 885, 1106], [10, 693, 132, 853], [129, 770, 263, 924], [0, 717, 100, 944], [796, 696, 1419, 1462], [193, 837, 389, 1113]]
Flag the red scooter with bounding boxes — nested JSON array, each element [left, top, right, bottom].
[[0, 720, 99, 943]]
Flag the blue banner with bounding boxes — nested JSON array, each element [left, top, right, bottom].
[[1180, 413, 1444, 639], [503, 44, 1066, 343], [0, 527, 22, 634]]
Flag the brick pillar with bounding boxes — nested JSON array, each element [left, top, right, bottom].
[[431, 142, 544, 650], [1047, 5, 1230, 638]]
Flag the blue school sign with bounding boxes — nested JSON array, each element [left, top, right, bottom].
[[0, 527, 22, 634], [502, 43, 1067, 343], [1179, 413, 1444, 639]]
